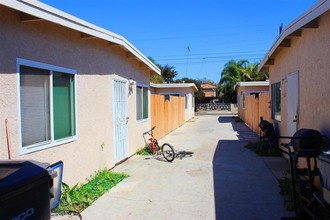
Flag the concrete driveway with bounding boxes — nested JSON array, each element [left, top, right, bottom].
[[81, 113, 294, 220]]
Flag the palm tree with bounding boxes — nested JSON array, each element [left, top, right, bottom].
[[220, 60, 247, 85], [242, 63, 269, 81], [219, 60, 246, 102], [219, 60, 268, 103]]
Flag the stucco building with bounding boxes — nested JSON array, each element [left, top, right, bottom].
[[0, 0, 160, 185], [150, 83, 197, 121], [259, 0, 330, 139], [200, 83, 217, 103], [235, 81, 269, 123]]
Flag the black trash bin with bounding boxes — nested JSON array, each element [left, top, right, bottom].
[[0, 161, 53, 220]]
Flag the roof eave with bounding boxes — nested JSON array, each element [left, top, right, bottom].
[[0, 0, 161, 75], [235, 81, 269, 90], [150, 83, 198, 92], [258, 0, 330, 72]]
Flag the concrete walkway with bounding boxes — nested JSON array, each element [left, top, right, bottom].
[[81, 113, 295, 220]]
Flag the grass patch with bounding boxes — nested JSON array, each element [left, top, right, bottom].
[[136, 144, 153, 155], [55, 169, 128, 213]]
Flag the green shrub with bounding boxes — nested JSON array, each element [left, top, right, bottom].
[[255, 141, 282, 156], [55, 169, 128, 213], [245, 141, 282, 157], [136, 144, 153, 155]]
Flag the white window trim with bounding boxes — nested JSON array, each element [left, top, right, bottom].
[[192, 95, 195, 108], [271, 81, 281, 121], [17, 58, 78, 154], [185, 94, 189, 109], [136, 83, 150, 122]]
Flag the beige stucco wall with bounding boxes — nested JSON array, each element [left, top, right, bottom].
[[151, 86, 196, 120], [0, 6, 151, 185], [268, 10, 330, 138], [237, 85, 269, 121]]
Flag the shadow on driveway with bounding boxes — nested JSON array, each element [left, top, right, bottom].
[[212, 117, 292, 219], [218, 116, 259, 142]]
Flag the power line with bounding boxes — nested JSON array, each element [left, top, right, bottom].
[[152, 50, 267, 58], [161, 56, 263, 65], [155, 53, 265, 62]]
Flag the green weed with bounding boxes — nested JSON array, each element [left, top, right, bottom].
[[136, 144, 153, 155], [245, 141, 282, 156], [55, 169, 128, 213], [255, 141, 282, 156]]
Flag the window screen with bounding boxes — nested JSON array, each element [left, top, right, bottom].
[[20, 66, 51, 146], [19, 64, 76, 149], [271, 82, 281, 120]]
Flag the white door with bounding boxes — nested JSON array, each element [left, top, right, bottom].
[[113, 79, 128, 162], [287, 72, 299, 136], [187, 94, 192, 119]]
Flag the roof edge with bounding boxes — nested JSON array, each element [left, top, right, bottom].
[[0, 0, 160, 74], [258, 0, 330, 72], [150, 83, 198, 92], [235, 81, 269, 89]]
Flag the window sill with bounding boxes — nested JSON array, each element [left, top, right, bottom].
[[20, 136, 78, 155], [136, 118, 149, 123]]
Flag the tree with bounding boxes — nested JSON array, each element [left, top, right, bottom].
[[150, 74, 164, 83], [148, 56, 177, 83], [218, 60, 268, 103], [200, 78, 216, 85], [175, 77, 205, 104], [161, 64, 178, 83], [219, 60, 246, 102], [242, 63, 268, 81]]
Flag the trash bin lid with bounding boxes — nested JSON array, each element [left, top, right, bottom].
[[0, 161, 51, 197]]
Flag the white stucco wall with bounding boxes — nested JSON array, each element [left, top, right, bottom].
[[0, 5, 152, 185], [268, 10, 330, 137]]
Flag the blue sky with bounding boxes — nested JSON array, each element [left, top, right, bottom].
[[40, 0, 318, 83]]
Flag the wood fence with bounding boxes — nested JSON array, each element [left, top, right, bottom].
[[151, 94, 185, 139], [244, 93, 272, 134]]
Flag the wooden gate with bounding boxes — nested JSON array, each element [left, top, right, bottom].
[[151, 94, 185, 139], [244, 93, 271, 134]]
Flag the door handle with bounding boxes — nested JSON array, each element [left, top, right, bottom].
[[293, 115, 298, 122]]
